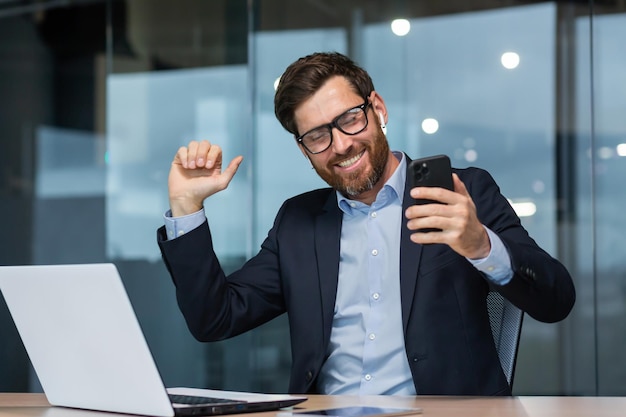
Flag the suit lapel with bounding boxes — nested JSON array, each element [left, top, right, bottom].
[[315, 192, 342, 345], [400, 155, 424, 333]]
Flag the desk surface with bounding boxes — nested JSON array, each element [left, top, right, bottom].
[[1, 393, 626, 417]]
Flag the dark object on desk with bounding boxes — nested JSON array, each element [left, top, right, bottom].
[[279, 406, 422, 417], [0, 263, 307, 417]]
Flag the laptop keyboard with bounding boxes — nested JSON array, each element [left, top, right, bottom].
[[169, 394, 246, 405]]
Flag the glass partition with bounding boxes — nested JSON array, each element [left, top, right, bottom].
[[588, 12, 626, 395]]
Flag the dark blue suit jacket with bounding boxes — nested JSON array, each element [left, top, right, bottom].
[[157, 157, 575, 395]]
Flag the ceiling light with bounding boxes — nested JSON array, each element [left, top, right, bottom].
[[421, 118, 439, 134], [501, 52, 520, 69], [391, 19, 411, 36]]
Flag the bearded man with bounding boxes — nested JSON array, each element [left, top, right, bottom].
[[157, 52, 575, 396]]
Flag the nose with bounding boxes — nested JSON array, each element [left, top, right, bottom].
[[330, 128, 354, 154]]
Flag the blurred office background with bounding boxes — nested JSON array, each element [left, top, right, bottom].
[[1, 0, 625, 396]]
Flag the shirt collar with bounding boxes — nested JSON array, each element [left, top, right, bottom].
[[337, 151, 406, 215]]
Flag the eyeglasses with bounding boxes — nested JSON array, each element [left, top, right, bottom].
[[296, 101, 371, 154]]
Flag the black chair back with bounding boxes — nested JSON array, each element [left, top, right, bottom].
[[487, 291, 524, 388]]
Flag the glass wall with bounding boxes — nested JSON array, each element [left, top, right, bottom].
[[1, 0, 625, 396]]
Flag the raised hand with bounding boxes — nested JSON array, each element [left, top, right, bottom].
[[168, 140, 243, 217]]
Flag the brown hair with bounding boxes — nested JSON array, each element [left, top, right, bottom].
[[274, 52, 375, 136]]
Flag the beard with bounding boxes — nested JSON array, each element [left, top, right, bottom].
[[312, 126, 390, 199]]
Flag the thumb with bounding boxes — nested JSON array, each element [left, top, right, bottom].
[[452, 173, 469, 197], [221, 155, 244, 185]]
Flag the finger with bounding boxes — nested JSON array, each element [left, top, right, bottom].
[[195, 140, 211, 168], [405, 199, 450, 221], [221, 155, 244, 184], [175, 146, 189, 169], [409, 229, 446, 245], [406, 212, 448, 232], [405, 203, 432, 221], [205, 144, 223, 169], [186, 141, 199, 169], [411, 186, 453, 205], [452, 173, 470, 197]]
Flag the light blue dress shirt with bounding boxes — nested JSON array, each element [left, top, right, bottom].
[[316, 152, 414, 395], [164, 209, 206, 239], [164, 152, 514, 395]]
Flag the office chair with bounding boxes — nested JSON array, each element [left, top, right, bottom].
[[486, 291, 524, 388]]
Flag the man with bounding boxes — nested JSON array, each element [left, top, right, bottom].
[[157, 52, 575, 396]]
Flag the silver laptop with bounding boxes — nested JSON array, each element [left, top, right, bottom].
[[0, 263, 306, 417]]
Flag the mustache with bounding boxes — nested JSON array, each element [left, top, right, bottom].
[[328, 147, 364, 166]]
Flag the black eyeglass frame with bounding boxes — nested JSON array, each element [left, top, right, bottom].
[[295, 100, 371, 154]]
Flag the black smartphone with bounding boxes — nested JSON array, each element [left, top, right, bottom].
[[408, 154, 454, 205], [278, 406, 422, 417], [407, 154, 454, 233]]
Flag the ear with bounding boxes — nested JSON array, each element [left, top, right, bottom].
[[369, 91, 388, 133]]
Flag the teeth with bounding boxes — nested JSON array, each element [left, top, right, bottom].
[[338, 151, 364, 168]]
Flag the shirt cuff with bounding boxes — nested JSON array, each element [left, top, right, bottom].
[[468, 226, 514, 285], [163, 208, 206, 240]]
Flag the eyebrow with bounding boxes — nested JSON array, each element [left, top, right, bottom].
[[299, 101, 364, 137]]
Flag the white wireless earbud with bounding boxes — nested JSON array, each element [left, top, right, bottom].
[[378, 112, 387, 135]]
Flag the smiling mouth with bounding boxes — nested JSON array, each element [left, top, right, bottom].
[[337, 150, 365, 168]]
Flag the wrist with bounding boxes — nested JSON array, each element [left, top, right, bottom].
[[169, 198, 203, 217], [468, 228, 492, 260]]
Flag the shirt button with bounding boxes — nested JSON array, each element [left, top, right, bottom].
[[487, 265, 495, 272], [371, 212, 377, 218], [364, 374, 372, 381], [350, 202, 356, 208], [177, 230, 185, 236], [369, 333, 376, 340], [372, 293, 380, 300], [371, 249, 378, 256]]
